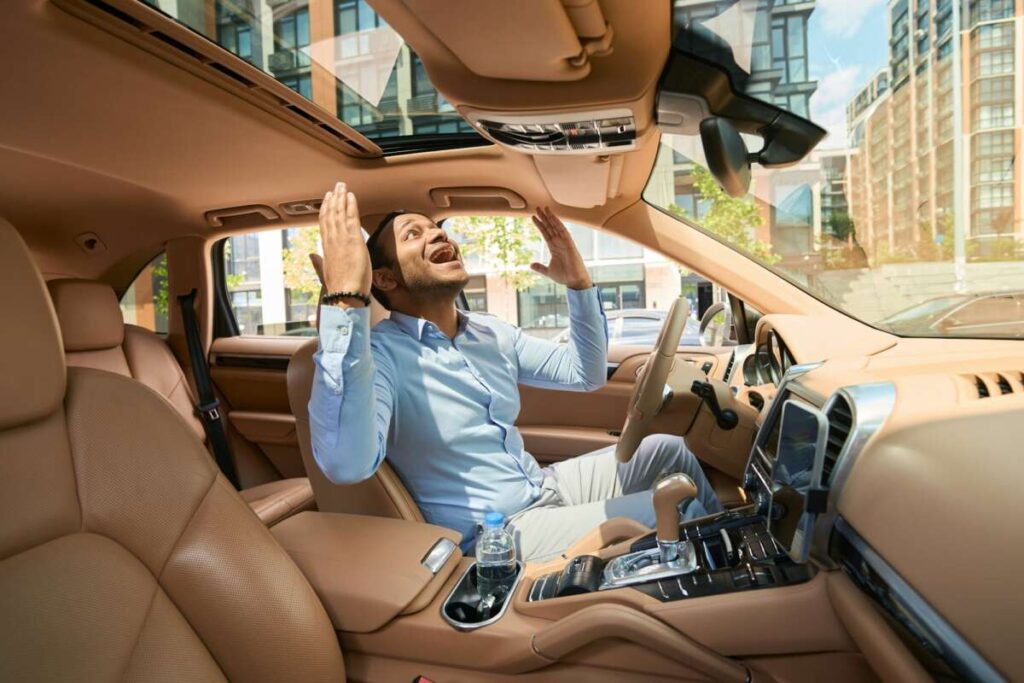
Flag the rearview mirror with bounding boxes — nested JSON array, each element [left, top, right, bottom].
[[699, 117, 751, 198]]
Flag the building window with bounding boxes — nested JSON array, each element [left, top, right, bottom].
[[969, 0, 1015, 24], [517, 264, 646, 333], [463, 275, 488, 312], [216, 1, 257, 66], [272, 7, 311, 70], [335, 0, 381, 34], [771, 14, 809, 85], [412, 118, 473, 135], [972, 76, 1015, 129], [278, 74, 312, 99], [973, 183, 1013, 210]]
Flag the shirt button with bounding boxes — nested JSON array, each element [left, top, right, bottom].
[[339, 326, 350, 336]]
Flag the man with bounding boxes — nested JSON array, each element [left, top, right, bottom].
[[310, 182, 722, 562]]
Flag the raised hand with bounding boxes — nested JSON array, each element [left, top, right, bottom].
[[530, 206, 593, 290], [318, 181, 371, 306]]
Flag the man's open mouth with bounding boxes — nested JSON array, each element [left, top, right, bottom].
[[428, 244, 459, 264]]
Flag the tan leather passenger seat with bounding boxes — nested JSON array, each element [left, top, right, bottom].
[[287, 299, 424, 522], [0, 218, 346, 682], [46, 277, 315, 527]]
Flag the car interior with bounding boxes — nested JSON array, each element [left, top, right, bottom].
[[1, 0, 1022, 681]]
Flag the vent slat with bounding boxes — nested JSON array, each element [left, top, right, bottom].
[[822, 396, 853, 483], [723, 352, 736, 383]]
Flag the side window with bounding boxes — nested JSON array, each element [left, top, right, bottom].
[[120, 253, 169, 335], [222, 226, 320, 336], [445, 216, 727, 348]]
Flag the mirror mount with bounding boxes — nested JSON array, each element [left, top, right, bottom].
[[699, 117, 755, 198]]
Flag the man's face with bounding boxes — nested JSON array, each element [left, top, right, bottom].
[[377, 213, 469, 298]]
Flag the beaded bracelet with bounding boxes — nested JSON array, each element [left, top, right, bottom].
[[321, 290, 371, 306]]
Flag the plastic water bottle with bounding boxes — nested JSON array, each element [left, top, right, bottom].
[[475, 511, 517, 604]]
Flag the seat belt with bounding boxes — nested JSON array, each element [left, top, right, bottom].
[[177, 289, 241, 489]]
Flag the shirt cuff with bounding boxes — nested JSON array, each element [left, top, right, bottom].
[[319, 304, 370, 355], [566, 285, 603, 315]]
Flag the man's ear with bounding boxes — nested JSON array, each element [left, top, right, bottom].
[[372, 267, 398, 293]]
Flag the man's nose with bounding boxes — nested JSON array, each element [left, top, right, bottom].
[[428, 228, 449, 244]]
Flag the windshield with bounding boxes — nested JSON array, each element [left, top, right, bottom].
[[646, 0, 1023, 339], [142, 0, 480, 150]]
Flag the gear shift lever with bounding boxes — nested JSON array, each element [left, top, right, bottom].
[[600, 473, 700, 589], [653, 473, 698, 564]]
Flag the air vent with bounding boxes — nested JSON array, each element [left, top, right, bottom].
[[467, 108, 637, 154], [58, 0, 380, 158], [722, 350, 737, 383], [961, 373, 1024, 399], [822, 395, 853, 483]]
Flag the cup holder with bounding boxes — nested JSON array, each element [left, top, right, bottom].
[[441, 561, 524, 631]]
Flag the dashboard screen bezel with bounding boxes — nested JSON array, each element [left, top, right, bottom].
[[768, 399, 829, 563]]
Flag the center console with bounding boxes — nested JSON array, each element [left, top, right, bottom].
[[522, 364, 876, 610], [526, 511, 814, 604]]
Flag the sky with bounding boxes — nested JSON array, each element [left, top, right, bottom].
[[806, 0, 890, 148]]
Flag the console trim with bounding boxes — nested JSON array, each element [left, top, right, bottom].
[[440, 561, 525, 632], [834, 519, 1002, 683], [810, 382, 896, 566]]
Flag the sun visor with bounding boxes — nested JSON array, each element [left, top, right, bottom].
[[533, 154, 623, 209], [400, 0, 612, 81]]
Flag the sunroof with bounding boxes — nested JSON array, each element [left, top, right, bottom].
[[141, 0, 487, 153]]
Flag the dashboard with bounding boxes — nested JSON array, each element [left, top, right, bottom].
[[734, 313, 1024, 681]]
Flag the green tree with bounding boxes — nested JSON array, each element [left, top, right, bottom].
[[222, 239, 247, 291], [447, 215, 542, 290], [281, 226, 322, 309], [671, 165, 779, 264], [151, 254, 169, 316]]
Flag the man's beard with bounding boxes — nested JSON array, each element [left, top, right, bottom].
[[399, 267, 470, 303]]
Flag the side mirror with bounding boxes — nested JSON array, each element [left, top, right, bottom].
[[699, 117, 753, 198]]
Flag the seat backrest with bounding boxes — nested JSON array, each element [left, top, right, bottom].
[[46, 278, 204, 440], [287, 337, 423, 522], [0, 219, 345, 682]]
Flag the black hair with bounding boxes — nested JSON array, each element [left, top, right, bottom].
[[366, 210, 405, 308]]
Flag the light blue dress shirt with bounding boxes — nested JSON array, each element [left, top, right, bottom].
[[309, 287, 608, 547]]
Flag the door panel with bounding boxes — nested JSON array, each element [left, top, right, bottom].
[[209, 337, 305, 481], [517, 344, 730, 463]]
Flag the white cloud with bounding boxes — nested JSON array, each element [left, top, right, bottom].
[[813, 65, 863, 109], [810, 66, 864, 149], [816, 0, 886, 39]]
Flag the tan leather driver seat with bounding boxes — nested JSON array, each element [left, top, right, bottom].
[[45, 278, 315, 527], [0, 218, 345, 681], [287, 301, 423, 522]]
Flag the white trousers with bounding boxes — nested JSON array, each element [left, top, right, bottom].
[[507, 434, 723, 562]]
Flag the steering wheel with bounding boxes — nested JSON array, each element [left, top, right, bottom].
[[615, 296, 692, 463]]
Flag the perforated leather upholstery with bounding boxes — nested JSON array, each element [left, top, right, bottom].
[[45, 277, 314, 527], [287, 337, 424, 522], [0, 217, 345, 682]]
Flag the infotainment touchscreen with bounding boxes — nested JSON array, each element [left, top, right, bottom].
[[768, 400, 828, 562]]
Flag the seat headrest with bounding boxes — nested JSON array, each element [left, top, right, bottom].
[[0, 218, 66, 429], [46, 279, 125, 352]]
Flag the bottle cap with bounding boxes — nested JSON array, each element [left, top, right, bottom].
[[483, 511, 505, 528]]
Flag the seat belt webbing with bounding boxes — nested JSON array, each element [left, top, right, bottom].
[[177, 289, 241, 489]]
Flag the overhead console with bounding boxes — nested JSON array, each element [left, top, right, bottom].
[[467, 108, 636, 154]]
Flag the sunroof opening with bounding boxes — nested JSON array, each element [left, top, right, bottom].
[[141, 0, 487, 154]]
